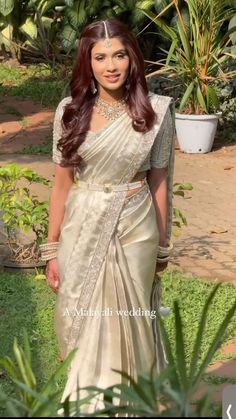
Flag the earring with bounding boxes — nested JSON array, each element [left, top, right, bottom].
[[90, 79, 97, 94]]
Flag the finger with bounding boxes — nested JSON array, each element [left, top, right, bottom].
[[53, 277, 59, 293], [46, 275, 59, 292], [48, 280, 59, 294]]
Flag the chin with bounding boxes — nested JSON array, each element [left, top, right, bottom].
[[103, 83, 124, 91]]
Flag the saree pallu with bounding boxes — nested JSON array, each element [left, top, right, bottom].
[[54, 94, 174, 412]]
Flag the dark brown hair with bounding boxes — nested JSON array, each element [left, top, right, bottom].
[[58, 18, 156, 166]]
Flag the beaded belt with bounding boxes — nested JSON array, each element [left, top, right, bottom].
[[76, 178, 146, 193]]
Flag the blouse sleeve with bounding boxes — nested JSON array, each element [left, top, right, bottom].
[[150, 104, 175, 169], [52, 97, 71, 164]]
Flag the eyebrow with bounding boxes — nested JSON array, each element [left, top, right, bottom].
[[94, 49, 127, 56]]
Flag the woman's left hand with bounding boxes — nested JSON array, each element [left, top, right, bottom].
[[156, 261, 168, 273]]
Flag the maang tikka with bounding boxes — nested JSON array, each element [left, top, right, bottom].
[[102, 20, 112, 48]]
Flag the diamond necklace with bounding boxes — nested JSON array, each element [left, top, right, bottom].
[[94, 96, 126, 121]]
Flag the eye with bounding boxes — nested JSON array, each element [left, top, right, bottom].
[[115, 53, 126, 59], [95, 56, 105, 61]]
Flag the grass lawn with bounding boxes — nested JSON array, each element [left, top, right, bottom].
[[0, 64, 69, 108], [0, 269, 64, 414], [1, 268, 236, 414]]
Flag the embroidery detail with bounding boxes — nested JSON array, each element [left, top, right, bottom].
[[120, 96, 173, 183], [66, 190, 127, 354], [123, 185, 149, 212]]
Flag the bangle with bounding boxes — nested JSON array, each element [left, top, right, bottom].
[[156, 242, 173, 264], [39, 242, 59, 261], [156, 255, 170, 264], [157, 242, 173, 258]]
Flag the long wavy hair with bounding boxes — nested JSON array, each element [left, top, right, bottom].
[[58, 18, 156, 167]]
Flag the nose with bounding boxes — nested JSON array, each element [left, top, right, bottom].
[[106, 57, 116, 72]]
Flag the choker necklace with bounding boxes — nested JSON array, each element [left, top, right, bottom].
[[94, 97, 126, 121]]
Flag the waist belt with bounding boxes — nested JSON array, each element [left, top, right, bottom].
[[76, 178, 146, 193]]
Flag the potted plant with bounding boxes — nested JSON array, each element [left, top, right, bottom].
[[0, 163, 50, 271], [145, 0, 236, 153]]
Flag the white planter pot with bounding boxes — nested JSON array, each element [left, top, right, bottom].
[[175, 112, 220, 153]]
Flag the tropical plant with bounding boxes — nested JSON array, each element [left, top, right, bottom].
[[0, 329, 76, 417], [60, 0, 155, 53], [0, 283, 235, 416], [0, 0, 29, 60], [0, 0, 65, 63], [0, 163, 50, 264], [172, 181, 192, 236], [144, 0, 236, 114], [20, 4, 62, 66]]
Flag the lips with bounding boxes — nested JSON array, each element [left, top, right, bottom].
[[104, 75, 120, 82]]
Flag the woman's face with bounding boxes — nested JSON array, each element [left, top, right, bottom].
[[91, 37, 130, 94]]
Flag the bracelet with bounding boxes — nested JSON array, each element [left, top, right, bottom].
[[157, 242, 173, 258], [156, 255, 170, 264], [39, 242, 59, 261]]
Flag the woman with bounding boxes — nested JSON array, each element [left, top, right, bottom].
[[40, 18, 175, 413]]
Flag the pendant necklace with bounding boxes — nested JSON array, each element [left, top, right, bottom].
[[94, 97, 126, 121]]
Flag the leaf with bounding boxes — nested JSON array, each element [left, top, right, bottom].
[[173, 182, 193, 191], [205, 85, 219, 110], [172, 226, 181, 237], [193, 298, 236, 389], [210, 226, 228, 234], [174, 190, 185, 197], [34, 274, 46, 280], [223, 165, 234, 170], [0, 0, 14, 16], [174, 301, 187, 393], [179, 81, 195, 111], [166, 37, 178, 66], [177, 19, 191, 62], [189, 283, 221, 383], [38, 349, 76, 398], [159, 317, 180, 388], [20, 17, 37, 39], [61, 24, 77, 51], [67, 8, 81, 31], [196, 84, 207, 113], [142, 10, 177, 40], [228, 15, 236, 45]]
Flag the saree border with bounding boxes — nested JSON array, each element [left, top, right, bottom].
[[66, 95, 173, 354], [66, 189, 127, 354]]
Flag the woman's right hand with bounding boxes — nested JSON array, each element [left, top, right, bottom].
[[45, 258, 60, 293]]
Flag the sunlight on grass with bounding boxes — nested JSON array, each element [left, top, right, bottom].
[[0, 64, 70, 107], [161, 270, 236, 366]]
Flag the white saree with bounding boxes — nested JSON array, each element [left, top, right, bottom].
[[52, 92, 175, 413]]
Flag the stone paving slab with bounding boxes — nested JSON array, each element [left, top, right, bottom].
[[171, 146, 236, 286]]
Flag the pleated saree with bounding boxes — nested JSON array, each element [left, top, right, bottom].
[[52, 92, 175, 413]]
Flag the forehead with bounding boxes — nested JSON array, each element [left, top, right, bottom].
[[91, 37, 126, 54]]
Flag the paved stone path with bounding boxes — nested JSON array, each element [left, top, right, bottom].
[[172, 145, 236, 285]]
